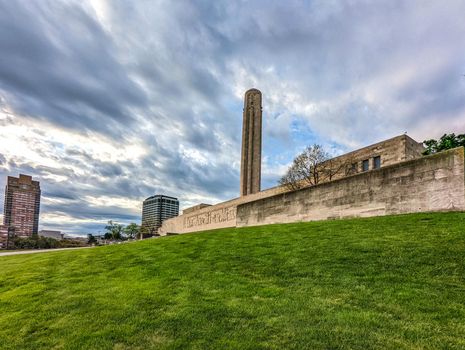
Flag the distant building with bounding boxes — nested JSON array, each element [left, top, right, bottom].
[[3, 174, 41, 238], [65, 236, 87, 243], [0, 224, 9, 249], [39, 230, 64, 241], [141, 195, 179, 235]]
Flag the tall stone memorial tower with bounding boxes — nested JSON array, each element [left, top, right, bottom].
[[240, 88, 262, 196]]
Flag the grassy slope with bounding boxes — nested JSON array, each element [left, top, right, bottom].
[[1, 212, 465, 350]]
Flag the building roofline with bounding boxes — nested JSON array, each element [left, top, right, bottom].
[[245, 88, 261, 95], [144, 194, 178, 201], [326, 134, 423, 163]]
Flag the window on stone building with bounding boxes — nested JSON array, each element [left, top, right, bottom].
[[373, 156, 381, 169], [362, 159, 369, 172], [351, 162, 357, 173], [345, 162, 358, 175]]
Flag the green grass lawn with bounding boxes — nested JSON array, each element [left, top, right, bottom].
[[1, 212, 465, 349]]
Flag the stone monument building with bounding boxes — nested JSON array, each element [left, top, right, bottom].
[[159, 90, 465, 236], [240, 88, 262, 196]]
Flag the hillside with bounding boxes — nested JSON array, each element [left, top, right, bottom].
[[1, 212, 465, 349]]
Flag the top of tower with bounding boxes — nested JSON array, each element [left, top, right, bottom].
[[244, 88, 261, 96]]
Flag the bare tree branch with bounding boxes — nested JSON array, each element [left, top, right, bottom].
[[279, 144, 349, 191]]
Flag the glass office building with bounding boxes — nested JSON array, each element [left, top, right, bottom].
[[141, 195, 179, 235]]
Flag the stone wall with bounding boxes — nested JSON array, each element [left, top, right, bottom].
[[183, 203, 212, 215], [404, 135, 426, 161], [159, 185, 287, 235], [236, 147, 465, 227]]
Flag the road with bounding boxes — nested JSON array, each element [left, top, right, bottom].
[[0, 246, 93, 257]]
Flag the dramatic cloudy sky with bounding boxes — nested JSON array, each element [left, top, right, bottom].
[[1, 0, 464, 234]]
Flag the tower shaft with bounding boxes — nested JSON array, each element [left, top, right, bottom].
[[240, 89, 262, 196]]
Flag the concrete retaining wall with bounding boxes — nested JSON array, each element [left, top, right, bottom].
[[236, 147, 465, 227], [159, 185, 287, 235]]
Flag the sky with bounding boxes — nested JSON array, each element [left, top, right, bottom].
[[0, 0, 464, 234]]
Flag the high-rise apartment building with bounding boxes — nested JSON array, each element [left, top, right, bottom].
[[0, 225, 9, 249], [141, 195, 179, 235], [3, 174, 41, 238]]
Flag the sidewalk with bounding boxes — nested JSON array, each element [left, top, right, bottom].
[[0, 246, 93, 257]]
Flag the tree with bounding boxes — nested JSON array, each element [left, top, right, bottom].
[[87, 234, 97, 245], [9, 236, 60, 249], [139, 225, 152, 239], [105, 220, 124, 241], [140, 225, 159, 239], [423, 133, 465, 155], [279, 144, 346, 191], [124, 223, 140, 240]]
